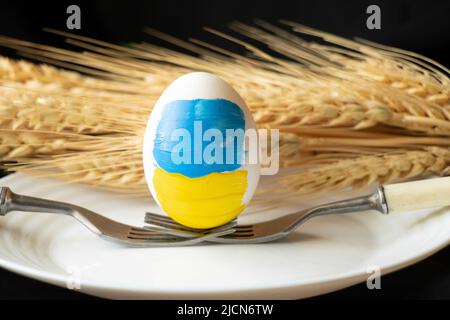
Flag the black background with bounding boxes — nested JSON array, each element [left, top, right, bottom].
[[0, 0, 449, 65], [0, 0, 450, 300]]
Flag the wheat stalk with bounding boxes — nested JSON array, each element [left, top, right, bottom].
[[0, 22, 449, 196], [1, 25, 449, 136], [140, 24, 448, 133], [281, 147, 450, 194], [0, 88, 138, 134]]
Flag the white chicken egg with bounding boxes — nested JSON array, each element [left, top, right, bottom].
[[143, 72, 260, 228]]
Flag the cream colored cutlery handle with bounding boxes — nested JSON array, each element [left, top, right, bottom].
[[383, 176, 450, 213]]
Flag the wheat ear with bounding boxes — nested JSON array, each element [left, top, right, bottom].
[[281, 147, 450, 194]]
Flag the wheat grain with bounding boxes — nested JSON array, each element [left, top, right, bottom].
[[2, 27, 450, 135], [0, 22, 449, 195], [281, 147, 450, 195]]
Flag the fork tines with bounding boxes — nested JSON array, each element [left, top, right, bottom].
[[144, 212, 254, 238]]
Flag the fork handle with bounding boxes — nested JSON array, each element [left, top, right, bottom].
[[0, 187, 73, 216], [383, 176, 450, 214]]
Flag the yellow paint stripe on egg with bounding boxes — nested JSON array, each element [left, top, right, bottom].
[[153, 168, 248, 229]]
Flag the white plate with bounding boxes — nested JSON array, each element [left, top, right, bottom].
[[0, 173, 449, 299]]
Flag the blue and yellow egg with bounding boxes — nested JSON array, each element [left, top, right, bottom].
[[143, 72, 260, 228]]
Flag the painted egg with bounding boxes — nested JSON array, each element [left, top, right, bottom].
[[143, 72, 260, 229]]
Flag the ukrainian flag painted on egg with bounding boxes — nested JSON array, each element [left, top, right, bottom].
[[143, 72, 260, 229]]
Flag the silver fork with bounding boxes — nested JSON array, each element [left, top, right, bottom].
[[145, 193, 385, 243], [145, 176, 450, 244], [144, 214, 238, 238], [0, 187, 233, 247]]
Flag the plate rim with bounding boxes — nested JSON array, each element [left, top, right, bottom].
[[0, 239, 448, 298], [0, 173, 449, 299]]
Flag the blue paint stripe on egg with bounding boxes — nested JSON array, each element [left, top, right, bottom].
[[153, 99, 245, 178]]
